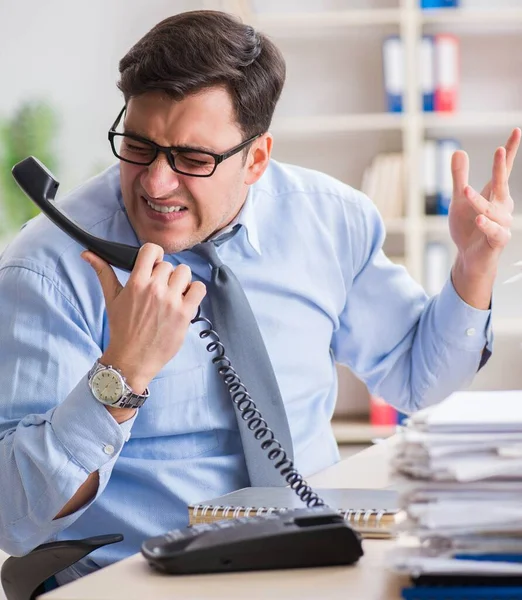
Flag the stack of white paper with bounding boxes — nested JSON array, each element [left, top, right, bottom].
[[390, 390, 522, 576]]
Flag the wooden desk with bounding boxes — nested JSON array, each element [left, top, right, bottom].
[[43, 437, 409, 600]]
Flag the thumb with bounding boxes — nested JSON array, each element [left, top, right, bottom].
[[81, 251, 122, 303], [451, 150, 469, 197]]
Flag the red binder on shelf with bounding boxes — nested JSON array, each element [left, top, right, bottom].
[[434, 34, 459, 112]]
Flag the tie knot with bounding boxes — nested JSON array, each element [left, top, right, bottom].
[[190, 225, 241, 269], [191, 241, 222, 268]]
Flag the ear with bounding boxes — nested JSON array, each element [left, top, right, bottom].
[[244, 133, 273, 185]]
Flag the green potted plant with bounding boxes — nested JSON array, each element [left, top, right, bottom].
[[0, 99, 59, 235]]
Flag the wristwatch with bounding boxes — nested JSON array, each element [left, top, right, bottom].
[[88, 360, 150, 409]]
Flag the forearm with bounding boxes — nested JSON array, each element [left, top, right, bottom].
[[389, 278, 491, 414], [54, 472, 100, 520], [451, 253, 495, 310], [0, 420, 98, 555], [0, 376, 135, 555]]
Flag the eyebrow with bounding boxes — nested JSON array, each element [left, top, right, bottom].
[[122, 127, 218, 154]]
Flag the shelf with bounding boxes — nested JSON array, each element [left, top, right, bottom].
[[271, 113, 404, 135], [384, 218, 407, 234], [249, 7, 522, 30], [420, 8, 522, 25], [332, 419, 397, 445], [251, 9, 402, 30], [423, 215, 449, 234], [423, 111, 522, 132], [424, 215, 522, 234], [272, 112, 522, 136]]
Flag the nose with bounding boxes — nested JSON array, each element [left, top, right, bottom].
[[140, 154, 181, 198]]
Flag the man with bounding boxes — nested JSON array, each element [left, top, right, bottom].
[[0, 9, 518, 585]]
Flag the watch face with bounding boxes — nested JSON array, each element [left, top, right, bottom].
[[91, 369, 125, 405]]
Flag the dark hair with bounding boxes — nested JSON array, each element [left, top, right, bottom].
[[117, 10, 286, 139]]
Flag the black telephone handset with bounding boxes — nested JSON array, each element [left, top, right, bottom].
[[11, 156, 364, 574], [12, 156, 139, 271]]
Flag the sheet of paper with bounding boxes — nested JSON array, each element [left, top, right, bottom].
[[409, 390, 522, 432], [391, 549, 522, 576]]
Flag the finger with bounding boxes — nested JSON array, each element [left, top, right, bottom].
[[491, 146, 509, 204], [475, 214, 511, 249], [183, 281, 207, 315], [168, 264, 193, 295], [129, 243, 164, 287], [451, 150, 469, 197], [505, 127, 521, 178], [81, 251, 123, 303], [151, 261, 174, 286], [464, 185, 513, 228]]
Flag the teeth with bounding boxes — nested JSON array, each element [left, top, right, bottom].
[[147, 200, 185, 214]]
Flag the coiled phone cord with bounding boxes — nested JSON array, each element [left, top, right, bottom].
[[191, 307, 326, 509]]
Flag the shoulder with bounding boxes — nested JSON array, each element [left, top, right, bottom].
[[252, 160, 384, 269], [0, 164, 127, 298], [253, 159, 380, 224]]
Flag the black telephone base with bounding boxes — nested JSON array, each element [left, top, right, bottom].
[[142, 508, 363, 575]]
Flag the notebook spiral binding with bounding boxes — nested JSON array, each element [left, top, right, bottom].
[[191, 504, 389, 528]]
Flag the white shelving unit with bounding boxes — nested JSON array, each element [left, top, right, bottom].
[[253, 8, 402, 28], [420, 7, 522, 24], [222, 0, 522, 404], [226, 0, 522, 325]]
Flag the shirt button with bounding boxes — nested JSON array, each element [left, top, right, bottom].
[[103, 444, 115, 455], [465, 328, 476, 337]]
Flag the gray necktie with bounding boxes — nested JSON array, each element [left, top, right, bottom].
[[191, 234, 294, 487]]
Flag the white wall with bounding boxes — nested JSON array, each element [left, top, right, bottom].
[[0, 0, 211, 192]]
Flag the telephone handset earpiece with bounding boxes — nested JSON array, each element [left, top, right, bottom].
[[12, 156, 325, 509]]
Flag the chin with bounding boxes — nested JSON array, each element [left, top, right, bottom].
[[141, 232, 203, 255]]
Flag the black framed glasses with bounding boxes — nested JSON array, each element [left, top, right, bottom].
[[108, 106, 262, 178]]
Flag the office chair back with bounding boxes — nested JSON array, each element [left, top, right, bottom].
[[1, 534, 123, 600]]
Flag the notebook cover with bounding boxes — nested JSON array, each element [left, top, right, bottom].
[[188, 487, 399, 538]]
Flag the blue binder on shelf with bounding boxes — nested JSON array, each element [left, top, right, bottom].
[[420, 0, 459, 8], [436, 138, 460, 215], [382, 36, 403, 113], [419, 36, 435, 112]]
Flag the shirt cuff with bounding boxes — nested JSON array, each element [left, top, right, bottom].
[[432, 277, 492, 351], [50, 375, 137, 474]]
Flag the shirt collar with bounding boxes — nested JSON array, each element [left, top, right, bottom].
[[209, 188, 261, 255]]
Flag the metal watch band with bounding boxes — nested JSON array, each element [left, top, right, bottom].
[[88, 361, 150, 409]]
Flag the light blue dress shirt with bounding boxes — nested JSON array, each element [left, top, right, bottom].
[[0, 160, 491, 583]]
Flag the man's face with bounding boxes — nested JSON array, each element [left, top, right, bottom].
[[119, 88, 254, 254]]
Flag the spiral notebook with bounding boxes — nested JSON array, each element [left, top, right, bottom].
[[188, 487, 399, 539]]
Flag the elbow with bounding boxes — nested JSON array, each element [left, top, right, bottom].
[[0, 538, 36, 558], [0, 526, 54, 557]]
